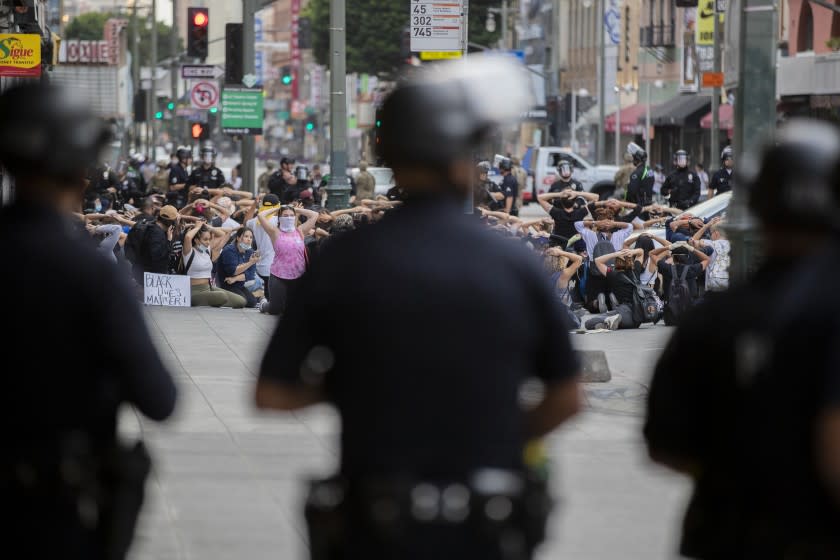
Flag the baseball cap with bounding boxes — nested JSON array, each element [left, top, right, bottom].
[[261, 193, 280, 207], [159, 205, 178, 220], [299, 190, 313, 200]]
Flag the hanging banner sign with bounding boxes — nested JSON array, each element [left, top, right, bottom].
[[0, 34, 41, 77]]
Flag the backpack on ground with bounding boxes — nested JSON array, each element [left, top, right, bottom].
[[617, 271, 659, 325], [664, 264, 693, 326], [589, 239, 615, 277]]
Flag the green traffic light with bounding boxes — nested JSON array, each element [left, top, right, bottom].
[[282, 75, 293, 85], [167, 102, 175, 110], [155, 111, 164, 119], [209, 107, 218, 114], [376, 119, 381, 127], [306, 122, 314, 131]]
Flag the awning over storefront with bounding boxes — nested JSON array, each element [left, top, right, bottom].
[[700, 104, 734, 130], [642, 94, 710, 127], [605, 104, 650, 134]]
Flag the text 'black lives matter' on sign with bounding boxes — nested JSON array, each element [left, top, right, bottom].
[[144, 273, 191, 307]]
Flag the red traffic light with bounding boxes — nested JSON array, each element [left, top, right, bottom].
[[193, 11, 208, 27], [191, 123, 205, 139]]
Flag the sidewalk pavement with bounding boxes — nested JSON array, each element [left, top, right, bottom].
[[125, 307, 689, 560]]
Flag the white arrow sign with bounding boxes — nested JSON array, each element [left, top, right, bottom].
[[181, 65, 224, 80], [242, 74, 258, 88]]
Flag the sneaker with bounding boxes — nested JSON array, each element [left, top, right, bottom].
[[258, 298, 269, 314], [604, 314, 621, 331], [609, 293, 620, 310], [597, 293, 608, 314]]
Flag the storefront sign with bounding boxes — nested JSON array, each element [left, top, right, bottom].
[[0, 34, 41, 78], [60, 40, 112, 64]]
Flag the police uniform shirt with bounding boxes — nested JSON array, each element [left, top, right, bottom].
[[710, 168, 733, 194], [258, 196, 579, 477], [168, 164, 189, 190], [501, 173, 518, 205], [187, 165, 226, 189], [549, 178, 582, 193], [627, 164, 654, 205], [645, 256, 840, 557], [662, 169, 701, 209], [2, 202, 177, 555]]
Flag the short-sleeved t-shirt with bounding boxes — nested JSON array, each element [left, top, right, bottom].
[[258, 196, 578, 477], [549, 205, 589, 241], [606, 261, 643, 306]]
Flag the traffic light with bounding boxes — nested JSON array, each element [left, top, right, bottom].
[[155, 110, 164, 120], [674, 0, 698, 6], [298, 17, 312, 49], [167, 101, 175, 111], [281, 66, 294, 86], [225, 23, 243, 85], [190, 122, 209, 140], [134, 89, 147, 123], [305, 115, 316, 132], [187, 7, 209, 59]]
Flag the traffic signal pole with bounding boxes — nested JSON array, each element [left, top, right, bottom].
[[150, 0, 158, 157], [326, 0, 349, 210], [242, 0, 257, 195]]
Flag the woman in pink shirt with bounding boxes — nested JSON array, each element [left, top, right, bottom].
[[257, 203, 319, 315]]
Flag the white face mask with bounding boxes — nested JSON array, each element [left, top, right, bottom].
[[195, 243, 209, 254], [279, 216, 296, 232]]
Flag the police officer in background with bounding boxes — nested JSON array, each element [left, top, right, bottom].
[[645, 119, 840, 559], [708, 146, 734, 199], [268, 156, 299, 201], [188, 145, 226, 191], [0, 83, 177, 559], [167, 145, 191, 208], [474, 161, 502, 209], [499, 157, 519, 215], [548, 157, 583, 206], [254, 54, 580, 560], [661, 149, 701, 210], [625, 142, 654, 207]]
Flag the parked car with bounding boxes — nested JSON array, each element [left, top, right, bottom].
[[522, 146, 619, 201], [626, 192, 733, 246]]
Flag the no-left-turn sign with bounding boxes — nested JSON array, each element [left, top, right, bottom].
[[190, 81, 219, 110]]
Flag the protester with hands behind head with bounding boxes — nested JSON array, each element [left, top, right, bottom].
[[182, 220, 246, 308], [257, 202, 318, 315]]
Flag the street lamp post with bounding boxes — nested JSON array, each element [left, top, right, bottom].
[[645, 79, 663, 160], [582, 0, 606, 164], [326, 0, 349, 210], [570, 88, 589, 153]]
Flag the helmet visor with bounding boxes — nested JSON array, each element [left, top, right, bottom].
[[558, 161, 572, 178], [676, 154, 688, 167]]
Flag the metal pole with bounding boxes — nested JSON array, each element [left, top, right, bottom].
[[146, 9, 153, 156], [326, 0, 349, 210], [597, 0, 606, 165], [242, 0, 257, 195], [132, 4, 140, 153], [645, 81, 651, 157], [615, 88, 620, 165], [170, 0, 178, 143], [571, 90, 577, 151], [711, 6, 721, 176], [726, 0, 777, 283], [502, 0, 508, 50], [463, 0, 472, 215], [150, 0, 158, 157]]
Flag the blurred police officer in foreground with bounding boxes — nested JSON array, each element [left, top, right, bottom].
[[0, 83, 177, 559], [255, 55, 581, 560], [645, 119, 840, 559]]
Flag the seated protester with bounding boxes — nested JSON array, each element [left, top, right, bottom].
[[543, 247, 585, 329], [181, 221, 246, 309], [575, 213, 634, 313], [568, 238, 590, 306], [666, 213, 708, 242], [313, 206, 334, 234], [690, 216, 730, 293], [85, 222, 124, 264], [537, 190, 599, 246], [584, 247, 647, 330], [214, 196, 244, 230], [218, 227, 262, 308], [624, 233, 671, 291], [128, 204, 178, 286], [650, 241, 710, 325]]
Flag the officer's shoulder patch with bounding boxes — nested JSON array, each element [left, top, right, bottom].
[[171, 177, 177, 183], [211, 170, 217, 176], [631, 173, 638, 179]]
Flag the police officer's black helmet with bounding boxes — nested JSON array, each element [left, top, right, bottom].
[[721, 145, 733, 162], [176, 146, 192, 161], [0, 83, 111, 182], [744, 118, 840, 231], [627, 142, 647, 166], [674, 149, 689, 168], [498, 158, 513, 171], [376, 54, 532, 169], [477, 161, 491, 173]]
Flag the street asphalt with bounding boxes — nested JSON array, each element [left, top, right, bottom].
[[124, 307, 690, 560]]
